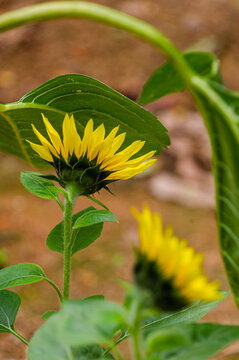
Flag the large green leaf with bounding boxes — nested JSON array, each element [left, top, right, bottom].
[[28, 299, 124, 360], [0, 74, 169, 168], [190, 80, 239, 307], [58, 299, 126, 347], [138, 51, 221, 105], [47, 207, 103, 255], [146, 323, 239, 360], [28, 314, 73, 360], [0, 263, 46, 290], [140, 50, 239, 307], [0, 290, 21, 333], [143, 290, 228, 336]]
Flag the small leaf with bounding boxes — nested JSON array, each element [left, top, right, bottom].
[[47, 207, 103, 255], [73, 209, 118, 228], [138, 51, 221, 105], [0, 290, 21, 333], [20, 171, 60, 201], [42, 311, 57, 320], [0, 263, 46, 290]]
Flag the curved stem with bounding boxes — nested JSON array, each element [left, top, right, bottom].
[[0, 1, 193, 82], [45, 277, 63, 302], [10, 328, 29, 346], [0, 2, 232, 136]]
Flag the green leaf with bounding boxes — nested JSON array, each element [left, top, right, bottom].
[[140, 49, 239, 308], [58, 299, 126, 347], [143, 290, 228, 335], [28, 314, 73, 360], [189, 80, 239, 307], [47, 207, 103, 255], [73, 209, 118, 229], [20, 171, 61, 201], [0, 263, 46, 290], [0, 74, 169, 168], [0, 290, 21, 333], [28, 300, 125, 360], [146, 328, 190, 353], [42, 310, 57, 320], [138, 51, 221, 105], [146, 323, 239, 360]]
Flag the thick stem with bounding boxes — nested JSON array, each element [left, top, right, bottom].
[[63, 185, 77, 299], [10, 329, 29, 346], [63, 197, 73, 299]]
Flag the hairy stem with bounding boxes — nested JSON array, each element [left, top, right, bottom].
[[63, 186, 76, 299]]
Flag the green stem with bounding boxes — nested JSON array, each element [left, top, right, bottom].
[[129, 300, 142, 360], [63, 185, 77, 299], [63, 197, 73, 299], [0, 1, 231, 131], [10, 328, 29, 346], [45, 277, 63, 302], [0, 2, 193, 81], [112, 347, 125, 360]]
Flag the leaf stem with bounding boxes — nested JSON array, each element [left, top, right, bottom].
[[45, 277, 63, 302], [10, 328, 29, 346]]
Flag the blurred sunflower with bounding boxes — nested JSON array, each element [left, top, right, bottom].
[[27, 114, 156, 195], [131, 205, 221, 311]]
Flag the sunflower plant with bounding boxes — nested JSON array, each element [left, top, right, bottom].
[[0, 1, 239, 360]]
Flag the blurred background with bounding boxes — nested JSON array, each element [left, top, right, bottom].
[[0, 0, 239, 358]]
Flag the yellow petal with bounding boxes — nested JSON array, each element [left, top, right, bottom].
[[42, 114, 64, 156], [106, 159, 156, 180], [62, 114, 81, 158], [31, 124, 59, 158], [81, 118, 94, 157], [27, 141, 53, 162]]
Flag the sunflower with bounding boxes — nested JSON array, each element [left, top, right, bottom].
[[131, 206, 221, 311], [27, 114, 156, 195]]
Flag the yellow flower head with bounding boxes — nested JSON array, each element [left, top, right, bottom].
[[27, 114, 156, 195], [131, 205, 221, 311]]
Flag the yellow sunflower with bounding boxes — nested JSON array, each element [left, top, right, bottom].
[[131, 205, 221, 310], [27, 113, 156, 195]]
